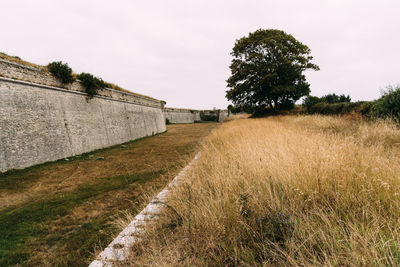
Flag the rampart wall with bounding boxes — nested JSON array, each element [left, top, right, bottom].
[[163, 108, 199, 124], [0, 59, 229, 172], [0, 60, 166, 172], [0, 59, 160, 107], [163, 108, 229, 124]]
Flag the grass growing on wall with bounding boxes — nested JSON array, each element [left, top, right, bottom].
[[128, 115, 400, 266]]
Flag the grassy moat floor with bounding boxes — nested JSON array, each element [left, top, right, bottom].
[[0, 123, 219, 266]]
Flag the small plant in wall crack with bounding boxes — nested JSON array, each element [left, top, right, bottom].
[[77, 72, 109, 97]]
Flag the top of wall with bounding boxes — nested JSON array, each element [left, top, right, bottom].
[[164, 107, 228, 113], [164, 107, 199, 113], [0, 59, 163, 108]]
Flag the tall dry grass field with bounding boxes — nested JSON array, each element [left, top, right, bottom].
[[131, 115, 400, 266]]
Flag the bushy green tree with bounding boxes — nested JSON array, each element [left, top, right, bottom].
[[372, 85, 400, 122], [323, 93, 351, 104], [226, 29, 319, 111]]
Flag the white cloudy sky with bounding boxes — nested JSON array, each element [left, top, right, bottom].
[[1, 0, 399, 109]]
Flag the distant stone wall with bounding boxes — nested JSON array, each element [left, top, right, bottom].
[[218, 110, 229, 122], [0, 76, 166, 172], [163, 108, 229, 124], [163, 108, 198, 124]]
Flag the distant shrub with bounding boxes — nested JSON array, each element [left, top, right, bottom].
[[308, 102, 362, 115], [166, 118, 170, 125], [303, 93, 352, 112], [323, 93, 351, 104], [371, 85, 400, 122], [356, 101, 374, 118], [47, 61, 75, 84], [302, 96, 322, 111], [77, 72, 108, 97]]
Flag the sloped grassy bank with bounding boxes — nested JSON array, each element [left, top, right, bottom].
[[130, 115, 400, 266]]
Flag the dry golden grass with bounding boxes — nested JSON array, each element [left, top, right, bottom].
[[224, 113, 251, 121], [0, 52, 44, 69], [130, 115, 400, 266]]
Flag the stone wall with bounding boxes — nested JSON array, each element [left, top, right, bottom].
[[0, 77, 166, 172], [0, 59, 161, 108], [0, 58, 230, 172], [163, 107, 229, 124], [218, 110, 229, 122], [163, 108, 198, 124]]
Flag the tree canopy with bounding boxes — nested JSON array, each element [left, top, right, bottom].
[[226, 29, 319, 111]]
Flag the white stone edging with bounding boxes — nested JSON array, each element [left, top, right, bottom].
[[89, 152, 201, 267]]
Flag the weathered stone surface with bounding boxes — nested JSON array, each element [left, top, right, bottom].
[[0, 59, 161, 107], [163, 107, 229, 124], [0, 77, 166, 172], [163, 107, 198, 123], [218, 110, 229, 122]]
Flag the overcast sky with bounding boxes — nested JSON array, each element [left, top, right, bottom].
[[1, 1, 399, 109]]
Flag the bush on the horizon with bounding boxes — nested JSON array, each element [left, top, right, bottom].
[[47, 61, 75, 84], [303, 93, 351, 112], [308, 102, 363, 115]]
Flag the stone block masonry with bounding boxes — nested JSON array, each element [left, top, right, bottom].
[[0, 59, 160, 107], [163, 107, 199, 123], [0, 77, 166, 172], [164, 107, 229, 124], [0, 58, 229, 172]]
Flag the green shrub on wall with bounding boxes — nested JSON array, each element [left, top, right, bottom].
[[77, 73, 109, 97], [47, 61, 75, 84]]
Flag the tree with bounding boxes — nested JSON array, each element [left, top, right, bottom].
[[226, 29, 319, 111], [323, 93, 351, 104]]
